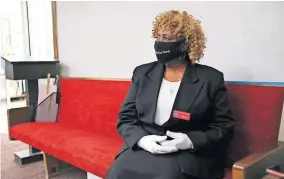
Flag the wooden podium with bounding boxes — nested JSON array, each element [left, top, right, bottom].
[[1, 56, 60, 165]]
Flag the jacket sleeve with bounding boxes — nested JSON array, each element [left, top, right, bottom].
[[117, 67, 148, 149], [186, 72, 235, 152]]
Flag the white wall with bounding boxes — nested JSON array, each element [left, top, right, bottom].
[[56, 1, 284, 82], [56, 2, 284, 141]]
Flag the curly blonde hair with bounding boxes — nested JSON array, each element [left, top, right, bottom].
[[152, 10, 206, 63]]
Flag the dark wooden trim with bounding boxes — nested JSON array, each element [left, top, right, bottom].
[[7, 107, 30, 128], [51, 1, 59, 61], [43, 153, 77, 178], [232, 142, 284, 179], [232, 167, 245, 179], [7, 107, 30, 140], [263, 174, 282, 179]]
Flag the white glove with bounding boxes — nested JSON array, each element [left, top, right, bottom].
[[160, 131, 193, 150], [137, 135, 178, 154]]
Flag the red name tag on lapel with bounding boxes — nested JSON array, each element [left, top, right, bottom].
[[172, 110, 191, 121]]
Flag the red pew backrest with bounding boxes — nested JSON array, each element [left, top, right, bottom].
[[57, 78, 284, 165]]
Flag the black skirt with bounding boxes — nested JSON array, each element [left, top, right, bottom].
[[105, 148, 200, 179]]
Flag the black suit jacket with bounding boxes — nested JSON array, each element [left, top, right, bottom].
[[116, 61, 235, 179]]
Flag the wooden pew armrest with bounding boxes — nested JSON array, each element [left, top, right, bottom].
[[8, 107, 31, 128], [8, 92, 59, 128], [232, 142, 284, 179]]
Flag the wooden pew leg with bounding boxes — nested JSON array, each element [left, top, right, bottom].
[[43, 153, 76, 179]]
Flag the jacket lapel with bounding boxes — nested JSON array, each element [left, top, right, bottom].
[[139, 62, 165, 124], [170, 63, 204, 119], [138, 62, 204, 125]]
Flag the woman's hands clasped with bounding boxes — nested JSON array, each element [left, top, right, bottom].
[[160, 131, 193, 150], [137, 131, 193, 154], [137, 135, 178, 154]]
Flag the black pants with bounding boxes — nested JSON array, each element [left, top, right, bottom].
[[106, 148, 202, 179]]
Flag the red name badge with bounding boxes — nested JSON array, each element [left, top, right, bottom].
[[172, 110, 191, 121]]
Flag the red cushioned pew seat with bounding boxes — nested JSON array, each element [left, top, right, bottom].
[[9, 78, 284, 179], [10, 122, 123, 177], [10, 78, 130, 178]]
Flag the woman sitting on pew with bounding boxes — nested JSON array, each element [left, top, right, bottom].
[[106, 10, 235, 179]]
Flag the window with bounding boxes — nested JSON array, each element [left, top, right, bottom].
[[27, 1, 54, 60], [0, 1, 27, 59], [0, 1, 55, 103], [0, 1, 54, 61]]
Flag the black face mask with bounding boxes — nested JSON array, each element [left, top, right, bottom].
[[154, 40, 187, 64]]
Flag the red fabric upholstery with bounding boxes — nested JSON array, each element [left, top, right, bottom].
[[10, 122, 123, 178], [9, 78, 284, 178], [57, 78, 131, 140], [226, 85, 284, 165]]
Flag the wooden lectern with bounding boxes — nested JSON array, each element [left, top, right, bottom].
[[1, 56, 60, 165]]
